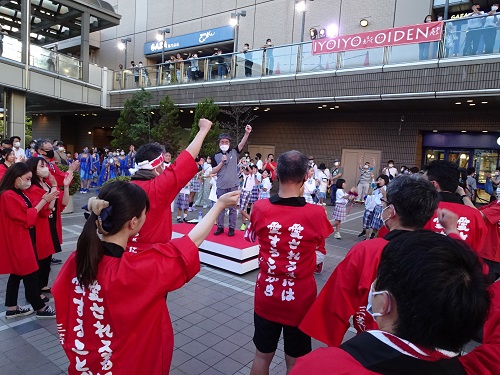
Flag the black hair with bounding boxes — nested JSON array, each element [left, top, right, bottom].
[[276, 150, 308, 184], [409, 166, 420, 174], [467, 167, 476, 175], [335, 178, 346, 188], [376, 231, 490, 352], [268, 153, 274, 158], [0, 162, 31, 194], [386, 175, 439, 229], [256, 153, 262, 159], [76, 181, 150, 288], [9, 136, 21, 143], [424, 160, 460, 192], [424, 14, 433, 22], [377, 174, 390, 186], [0, 148, 14, 164], [135, 142, 165, 164], [318, 163, 326, 170], [1, 139, 12, 146], [263, 168, 273, 182], [388, 160, 394, 164], [35, 139, 52, 153], [25, 157, 47, 189]]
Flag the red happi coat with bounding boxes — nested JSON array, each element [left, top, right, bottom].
[[52, 236, 200, 375], [25, 183, 66, 260], [299, 235, 395, 346], [423, 201, 487, 253], [459, 281, 500, 375], [249, 197, 333, 326], [129, 150, 198, 245], [290, 347, 378, 375], [0, 190, 44, 276], [477, 201, 500, 262]]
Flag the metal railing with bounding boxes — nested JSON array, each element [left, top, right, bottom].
[[111, 14, 500, 90]]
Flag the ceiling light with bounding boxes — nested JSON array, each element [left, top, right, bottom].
[[467, 99, 473, 103], [482, 101, 488, 104], [335, 105, 339, 108], [433, 130, 438, 132], [322, 105, 327, 107], [189, 110, 193, 114], [318, 106, 323, 109], [180, 109, 184, 112], [330, 107, 335, 110], [455, 102, 461, 105], [461, 130, 467, 133], [482, 130, 488, 133], [360, 19, 369, 27], [469, 103, 476, 106], [88, 131, 92, 135]]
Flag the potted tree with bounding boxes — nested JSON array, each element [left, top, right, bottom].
[[58, 165, 81, 214]]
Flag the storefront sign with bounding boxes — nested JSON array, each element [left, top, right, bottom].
[[312, 21, 444, 55], [144, 26, 234, 55]]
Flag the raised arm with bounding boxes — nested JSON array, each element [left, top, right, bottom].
[[237, 125, 252, 152], [188, 191, 240, 246], [186, 118, 212, 159]]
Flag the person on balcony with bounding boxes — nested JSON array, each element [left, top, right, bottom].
[[483, 3, 499, 54], [242, 43, 253, 77], [464, 3, 485, 56], [262, 38, 274, 75]]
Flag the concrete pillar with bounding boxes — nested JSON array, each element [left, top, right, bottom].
[[6, 90, 26, 141], [20, 0, 30, 88], [80, 12, 90, 82]]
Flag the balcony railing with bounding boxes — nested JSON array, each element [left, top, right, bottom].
[[112, 15, 500, 90], [0, 35, 82, 80]]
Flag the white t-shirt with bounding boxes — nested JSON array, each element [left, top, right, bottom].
[[317, 169, 330, 193], [180, 184, 190, 195], [336, 188, 347, 204], [303, 177, 316, 195], [14, 147, 25, 161], [384, 167, 398, 179], [241, 174, 255, 192], [256, 159, 263, 171], [209, 176, 218, 202], [261, 177, 272, 192], [373, 185, 386, 205]]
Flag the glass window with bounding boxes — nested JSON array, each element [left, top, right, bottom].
[[424, 149, 445, 165], [448, 151, 469, 168], [474, 149, 499, 184]]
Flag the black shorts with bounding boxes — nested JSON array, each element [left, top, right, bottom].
[[253, 313, 311, 358]]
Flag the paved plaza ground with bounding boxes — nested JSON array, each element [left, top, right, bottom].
[[0, 190, 479, 374]]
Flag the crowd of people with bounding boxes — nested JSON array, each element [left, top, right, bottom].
[[1, 127, 499, 375]]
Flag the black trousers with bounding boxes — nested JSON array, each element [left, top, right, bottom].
[[37, 256, 52, 290], [5, 272, 45, 311]]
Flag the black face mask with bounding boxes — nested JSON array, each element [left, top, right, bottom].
[[44, 150, 55, 159]]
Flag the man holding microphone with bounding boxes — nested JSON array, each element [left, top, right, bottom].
[[211, 125, 252, 236]]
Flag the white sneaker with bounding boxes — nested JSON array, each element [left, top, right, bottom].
[[334, 232, 341, 239]]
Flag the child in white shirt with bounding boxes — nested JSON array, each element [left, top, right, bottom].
[[331, 179, 349, 239], [259, 169, 272, 199]]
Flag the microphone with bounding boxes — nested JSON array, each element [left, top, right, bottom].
[[222, 151, 227, 164]]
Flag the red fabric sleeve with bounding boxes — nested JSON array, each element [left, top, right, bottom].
[[50, 163, 67, 187], [25, 185, 51, 218], [121, 236, 200, 297], [4, 191, 39, 228], [154, 150, 198, 203], [299, 240, 385, 347], [459, 281, 500, 375], [479, 202, 500, 224]]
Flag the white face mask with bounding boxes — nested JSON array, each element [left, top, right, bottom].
[[220, 145, 229, 152], [334, 162, 339, 166], [120, 151, 125, 156], [367, 281, 391, 318], [13, 142, 20, 148], [388, 164, 394, 168], [58, 147, 65, 152], [493, 6, 498, 11], [17, 177, 31, 190], [38, 167, 50, 178], [437, 16, 443, 21]]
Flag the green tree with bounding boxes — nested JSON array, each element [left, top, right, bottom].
[[189, 98, 221, 157], [25, 117, 33, 146], [112, 89, 153, 149], [219, 105, 257, 146], [150, 95, 181, 155]]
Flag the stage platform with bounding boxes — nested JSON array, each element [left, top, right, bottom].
[[172, 223, 260, 275]]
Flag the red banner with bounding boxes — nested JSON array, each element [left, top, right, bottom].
[[312, 21, 444, 55]]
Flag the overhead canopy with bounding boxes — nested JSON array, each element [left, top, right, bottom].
[[0, 0, 121, 45]]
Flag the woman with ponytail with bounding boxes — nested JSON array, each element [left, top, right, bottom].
[[0, 162, 59, 319], [52, 180, 240, 374]]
